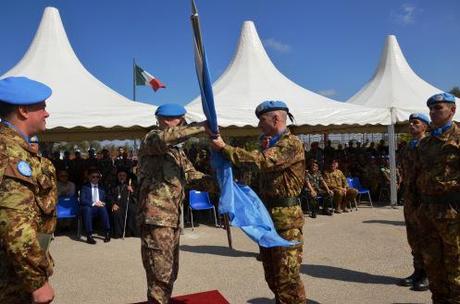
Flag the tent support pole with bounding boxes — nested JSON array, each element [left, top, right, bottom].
[[133, 58, 136, 101], [388, 123, 398, 208]]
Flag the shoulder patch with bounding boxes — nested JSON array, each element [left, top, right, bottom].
[[17, 160, 32, 177]]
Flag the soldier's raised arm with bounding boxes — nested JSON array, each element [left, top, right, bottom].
[[140, 123, 205, 156]]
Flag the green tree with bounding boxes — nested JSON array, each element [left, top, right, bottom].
[[449, 86, 460, 98]]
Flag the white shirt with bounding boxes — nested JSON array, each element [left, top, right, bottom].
[[91, 183, 100, 206]]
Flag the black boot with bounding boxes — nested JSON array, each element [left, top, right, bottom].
[[86, 234, 96, 245], [412, 271, 429, 291], [104, 231, 111, 243], [398, 270, 419, 286]]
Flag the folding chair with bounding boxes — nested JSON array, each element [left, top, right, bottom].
[[350, 177, 373, 208], [345, 178, 359, 210], [56, 196, 82, 238], [188, 190, 219, 231]]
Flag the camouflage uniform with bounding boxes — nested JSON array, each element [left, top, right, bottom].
[[0, 124, 57, 303], [305, 170, 333, 213], [400, 143, 425, 275], [323, 169, 358, 210], [138, 124, 213, 304], [222, 130, 306, 304], [413, 123, 460, 303]]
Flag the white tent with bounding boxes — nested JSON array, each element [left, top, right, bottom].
[[348, 35, 460, 122], [1, 7, 157, 141], [347, 35, 460, 207], [185, 21, 391, 135]]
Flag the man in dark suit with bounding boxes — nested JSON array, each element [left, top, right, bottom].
[[80, 168, 111, 244]]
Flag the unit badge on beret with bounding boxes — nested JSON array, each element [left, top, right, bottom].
[[434, 94, 444, 101], [17, 160, 32, 177]]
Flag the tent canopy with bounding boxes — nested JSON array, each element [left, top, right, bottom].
[[1, 7, 157, 141], [347, 35, 460, 123], [185, 21, 391, 133]]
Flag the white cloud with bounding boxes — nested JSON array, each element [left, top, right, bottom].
[[391, 3, 422, 25], [263, 38, 291, 53], [317, 89, 337, 97]]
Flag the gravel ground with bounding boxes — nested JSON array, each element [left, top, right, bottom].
[[49, 206, 431, 304]]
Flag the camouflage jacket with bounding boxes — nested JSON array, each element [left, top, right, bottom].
[[323, 169, 347, 190], [222, 130, 305, 231], [400, 141, 419, 201], [137, 124, 213, 228], [0, 124, 57, 292], [413, 123, 460, 217]]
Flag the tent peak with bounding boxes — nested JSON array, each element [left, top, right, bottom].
[[44, 6, 59, 13]]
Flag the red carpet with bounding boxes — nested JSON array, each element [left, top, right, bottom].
[[132, 290, 230, 304]]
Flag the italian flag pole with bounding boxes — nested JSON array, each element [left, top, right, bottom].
[[133, 59, 166, 100]]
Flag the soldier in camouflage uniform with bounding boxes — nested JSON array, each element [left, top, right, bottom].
[[303, 159, 334, 217], [211, 100, 306, 304], [323, 159, 358, 213], [0, 77, 57, 303], [411, 93, 460, 303], [398, 113, 430, 291], [138, 103, 213, 304]]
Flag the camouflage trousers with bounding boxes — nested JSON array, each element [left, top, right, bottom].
[[259, 227, 306, 304], [0, 251, 31, 304], [418, 204, 460, 304], [141, 224, 180, 304], [403, 200, 424, 271], [332, 188, 358, 210]]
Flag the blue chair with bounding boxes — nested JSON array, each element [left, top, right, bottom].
[[56, 196, 82, 238], [348, 177, 373, 208], [188, 190, 219, 231]]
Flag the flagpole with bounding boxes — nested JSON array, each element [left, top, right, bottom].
[[132, 58, 136, 101]]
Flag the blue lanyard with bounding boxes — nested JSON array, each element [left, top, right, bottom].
[[1, 120, 30, 143], [409, 139, 418, 149], [260, 129, 286, 149], [431, 121, 452, 137]]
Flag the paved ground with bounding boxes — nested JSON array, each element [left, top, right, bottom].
[[50, 205, 431, 304]]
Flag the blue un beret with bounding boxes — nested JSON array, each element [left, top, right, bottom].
[[155, 103, 186, 117], [426, 93, 456, 107], [255, 100, 289, 118], [409, 113, 430, 125], [0, 76, 52, 105]]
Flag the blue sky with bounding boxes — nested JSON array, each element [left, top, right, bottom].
[[0, 0, 459, 106]]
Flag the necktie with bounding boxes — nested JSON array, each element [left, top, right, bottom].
[[92, 186, 99, 203]]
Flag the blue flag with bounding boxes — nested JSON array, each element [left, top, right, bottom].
[[190, 0, 296, 248]]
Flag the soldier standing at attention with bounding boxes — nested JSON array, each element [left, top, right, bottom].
[[0, 76, 57, 303], [137, 103, 213, 304], [210, 100, 306, 304], [398, 113, 430, 291], [413, 93, 460, 303]]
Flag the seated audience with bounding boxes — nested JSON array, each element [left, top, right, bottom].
[[323, 159, 358, 213], [57, 170, 76, 197], [80, 169, 111, 244], [303, 160, 334, 217], [109, 169, 139, 238]]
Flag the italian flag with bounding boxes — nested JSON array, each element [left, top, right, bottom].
[[135, 64, 166, 92]]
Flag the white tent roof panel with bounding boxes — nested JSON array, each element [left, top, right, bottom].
[[348, 35, 460, 122], [186, 21, 391, 128], [1, 7, 156, 132]]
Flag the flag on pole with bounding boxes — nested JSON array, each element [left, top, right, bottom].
[[134, 64, 166, 92], [190, 0, 296, 248]]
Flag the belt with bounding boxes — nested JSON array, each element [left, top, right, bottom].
[[267, 197, 300, 208], [37, 233, 53, 252], [420, 192, 460, 205]]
